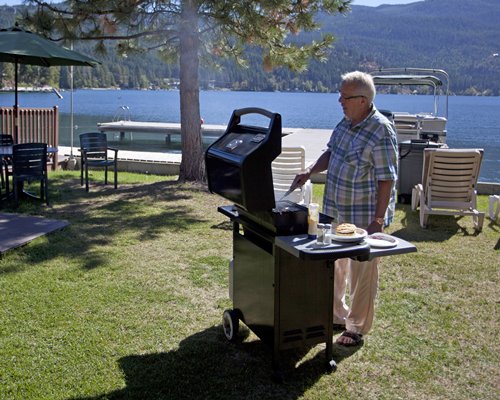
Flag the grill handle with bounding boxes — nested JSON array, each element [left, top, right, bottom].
[[233, 107, 275, 119], [230, 107, 277, 128]]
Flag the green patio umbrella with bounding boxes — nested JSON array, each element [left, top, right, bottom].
[[0, 25, 100, 142]]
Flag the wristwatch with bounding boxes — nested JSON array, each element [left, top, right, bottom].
[[374, 217, 384, 225]]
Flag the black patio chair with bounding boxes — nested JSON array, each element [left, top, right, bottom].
[[79, 132, 118, 192], [0, 134, 14, 192], [12, 142, 49, 206]]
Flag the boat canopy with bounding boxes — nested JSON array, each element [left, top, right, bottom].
[[369, 68, 449, 119], [372, 75, 443, 88]]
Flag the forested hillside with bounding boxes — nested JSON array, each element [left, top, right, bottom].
[[324, 0, 500, 95], [0, 0, 498, 95]]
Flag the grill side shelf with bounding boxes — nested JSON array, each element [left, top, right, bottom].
[[275, 235, 416, 261], [217, 205, 416, 261], [218, 205, 239, 220], [275, 235, 371, 261]]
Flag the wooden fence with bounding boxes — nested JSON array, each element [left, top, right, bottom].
[[0, 106, 59, 169]]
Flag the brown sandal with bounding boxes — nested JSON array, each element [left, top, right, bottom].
[[336, 330, 363, 347]]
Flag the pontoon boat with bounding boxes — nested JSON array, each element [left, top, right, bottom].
[[370, 68, 449, 143]]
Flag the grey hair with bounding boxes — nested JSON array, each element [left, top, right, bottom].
[[341, 71, 376, 103]]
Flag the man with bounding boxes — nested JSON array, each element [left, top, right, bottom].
[[291, 71, 398, 346]]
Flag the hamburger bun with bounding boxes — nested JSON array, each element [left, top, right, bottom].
[[335, 223, 357, 236]]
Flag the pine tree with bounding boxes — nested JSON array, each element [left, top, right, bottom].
[[25, 0, 351, 182]]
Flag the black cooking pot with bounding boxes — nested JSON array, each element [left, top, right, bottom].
[[272, 200, 308, 235]]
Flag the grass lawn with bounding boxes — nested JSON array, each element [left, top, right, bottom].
[[0, 170, 498, 400]]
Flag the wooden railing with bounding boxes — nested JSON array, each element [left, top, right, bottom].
[[0, 106, 59, 169]]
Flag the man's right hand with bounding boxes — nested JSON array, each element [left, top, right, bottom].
[[291, 169, 311, 192], [290, 150, 330, 191]]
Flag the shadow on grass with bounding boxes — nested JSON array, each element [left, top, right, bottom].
[[0, 174, 213, 273], [395, 203, 483, 243], [211, 220, 233, 231], [70, 325, 360, 400]]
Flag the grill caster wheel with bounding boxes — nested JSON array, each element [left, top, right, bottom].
[[222, 309, 239, 341], [272, 370, 284, 383], [326, 359, 337, 372]]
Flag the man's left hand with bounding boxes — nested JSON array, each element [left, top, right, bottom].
[[367, 220, 384, 235]]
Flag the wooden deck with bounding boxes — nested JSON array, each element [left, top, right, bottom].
[[0, 213, 68, 254]]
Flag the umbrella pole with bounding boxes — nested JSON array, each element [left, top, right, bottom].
[[14, 59, 18, 144], [70, 63, 74, 158], [66, 64, 78, 169], [67, 43, 78, 170]]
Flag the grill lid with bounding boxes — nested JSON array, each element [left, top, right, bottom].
[[205, 107, 281, 212]]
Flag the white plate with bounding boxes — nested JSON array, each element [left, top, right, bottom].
[[329, 228, 368, 243], [365, 233, 398, 248]]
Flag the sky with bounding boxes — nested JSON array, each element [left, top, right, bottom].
[[1, 0, 422, 6]]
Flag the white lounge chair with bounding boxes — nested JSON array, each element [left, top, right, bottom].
[[411, 148, 485, 231], [489, 195, 500, 221], [272, 146, 312, 205]]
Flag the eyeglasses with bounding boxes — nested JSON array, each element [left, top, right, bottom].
[[339, 94, 365, 101]]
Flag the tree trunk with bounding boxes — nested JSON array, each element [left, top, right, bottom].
[[178, 0, 205, 182]]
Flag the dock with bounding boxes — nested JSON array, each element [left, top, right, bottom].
[[59, 120, 500, 194], [96, 120, 332, 165], [97, 121, 227, 143]]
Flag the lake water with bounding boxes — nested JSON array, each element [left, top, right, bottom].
[[0, 89, 498, 182]]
